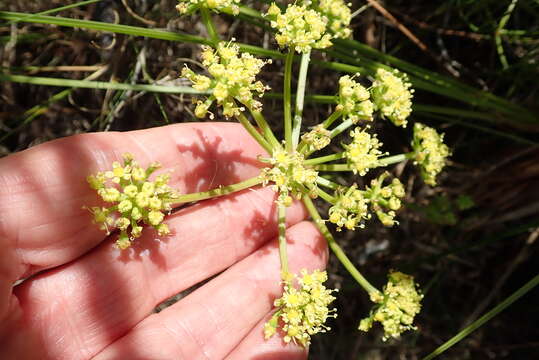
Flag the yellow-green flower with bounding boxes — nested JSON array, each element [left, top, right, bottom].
[[363, 172, 405, 227], [266, 3, 332, 53], [359, 271, 423, 341], [328, 184, 370, 231], [371, 68, 413, 127], [343, 126, 384, 176], [85, 153, 178, 249], [265, 269, 337, 347], [260, 148, 318, 206], [336, 75, 374, 123], [412, 123, 450, 186], [182, 42, 270, 118], [315, 0, 352, 39], [176, 0, 241, 15], [301, 124, 331, 152]]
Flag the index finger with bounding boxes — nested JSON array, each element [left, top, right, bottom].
[[0, 122, 267, 278]]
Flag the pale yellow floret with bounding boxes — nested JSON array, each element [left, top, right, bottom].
[[266, 3, 332, 53], [182, 42, 270, 118], [412, 123, 450, 186], [344, 126, 384, 176], [176, 0, 241, 15], [359, 271, 423, 341], [371, 68, 414, 127], [316, 0, 353, 39], [328, 184, 369, 231], [336, 75, 374, 123], [85, 153, 179, 249], [260, 149, 319, 206], [364, 172, 406, 227], [301, 124, 331, 152], [265, 270, 337, 347]]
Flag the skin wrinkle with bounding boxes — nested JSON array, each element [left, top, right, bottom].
[[171, 311, 212, 360]]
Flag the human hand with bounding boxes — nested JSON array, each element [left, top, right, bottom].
[[0, 123, 327, 359]]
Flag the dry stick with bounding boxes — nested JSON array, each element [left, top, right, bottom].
[[366, 0, 458, 76], [121, 0, 156, 26]]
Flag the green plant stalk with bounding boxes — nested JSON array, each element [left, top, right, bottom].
[[175, 176, 263, 203], [5, 0, 102, 25], [495, 0, 519, 70], [330, 118, 354, 139], [292, 50, 311, 149], [247, 105, 282, 149], [303, 197, 379, 295], [283, 49, 295, 152], [422, 273, 539, 360], [305, 152, 345, 166], [297, 110, 341, 153], [322, 110, 343, 128], [235, 113, 273, 153], [0, 74, 207, 94], [315, 153, 410, 171], [316, 176, 340, 190], [200, 6, 220, 45], [2, 10, 533, 123], [277, 202, 289, 276], [315, 188, 337, 204]]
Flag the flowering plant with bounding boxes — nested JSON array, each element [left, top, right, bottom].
[[87, 0, 450, 346]]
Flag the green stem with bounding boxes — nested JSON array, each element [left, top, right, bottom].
[[277, 201, 289, 276], [316, 176, 340, 191], [235, 112, 273, 154], [315, 188, 337, 204], [305, 152, 345, 166], [200, 7, 219, 45], [0, 74, 206, 94], [246, 105, 281, 149], [330, 118, 354, 139], [175, 176, 262, 203], [283, 49, 295, 152], [303, 197, 380, 295], [422, 273, 539, 360], [292, 50, 311, 149], [323, 110, 343, 129], [315, 164, 351, 172], [315, 153, 411, 171], [379, 153, 411, 166]]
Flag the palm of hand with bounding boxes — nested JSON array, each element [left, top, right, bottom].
[[0, 123, 326, 359]]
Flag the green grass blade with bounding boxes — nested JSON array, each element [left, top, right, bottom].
[[0, 74, 207, 94], [422, 273, 539, 360], [4, 0, 102, 25], [0, 11, 210, 45]]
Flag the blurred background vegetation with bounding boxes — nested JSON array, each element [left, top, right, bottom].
[[1, 0, 538, 359]]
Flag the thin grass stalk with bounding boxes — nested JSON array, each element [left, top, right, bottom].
[[422, 273, 539, 360]]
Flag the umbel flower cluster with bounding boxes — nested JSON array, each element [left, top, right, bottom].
[[412, 123, 451, 185], [337, 75, 374, 123], [85, 0, 452, 348], [359, 271, 423, 341], [181, 42, 270, 118], [260, 148, 319, 206], [176, 0, 241, 15], [328, 173, 405, 231], [371, 68, 414, 127], [265, 0, 352, 53], [264, 270, 337, 346], [86, 153, 178, 249]]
